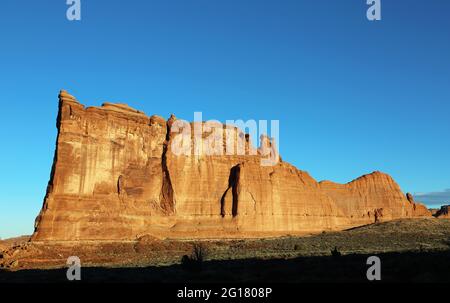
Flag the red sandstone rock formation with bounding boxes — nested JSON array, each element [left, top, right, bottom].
[[32, 91, 431, 241], [435, 205, 450, 218]]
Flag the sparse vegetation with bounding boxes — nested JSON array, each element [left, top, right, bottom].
[[331, 247, 341, 258], [181, 243, 208, 271], [2, 219, 450, 272]]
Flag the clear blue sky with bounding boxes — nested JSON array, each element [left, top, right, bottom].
[[0, 0, 449, 238]]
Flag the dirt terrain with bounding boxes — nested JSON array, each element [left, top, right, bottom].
[[0, 236, 30, 252], [1, 218, 450, 282]]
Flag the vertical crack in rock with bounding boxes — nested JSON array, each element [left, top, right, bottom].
[[247, 190, 257, 212], [231, 165, 240, 217], [374, 208, 383, 223], [221, 164, 241, 217], [406, 192, 414, 204], [220, 189, 229, 218], [117, 175, 126, 203], [160, 118, 176, 215]]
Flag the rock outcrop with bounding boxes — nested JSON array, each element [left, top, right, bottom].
[[32, 91, 431, 241], [434, 205, 450, 218]]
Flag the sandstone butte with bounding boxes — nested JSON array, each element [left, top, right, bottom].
[[435, 205, 450, 218], [31, 91, 431, 241]]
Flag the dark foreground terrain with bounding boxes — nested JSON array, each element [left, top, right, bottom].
[[1, 218, 450, 283], [1, 250, 450, 283]]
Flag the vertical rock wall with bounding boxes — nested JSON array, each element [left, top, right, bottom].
[[32, 91, 431, 241]]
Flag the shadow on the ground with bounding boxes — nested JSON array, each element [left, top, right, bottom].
[[1, 250, 450, 283]]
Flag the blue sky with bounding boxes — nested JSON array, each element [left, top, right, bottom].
[[0, 0, 449, 238]]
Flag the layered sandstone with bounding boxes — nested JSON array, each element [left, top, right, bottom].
[[32, 91, 431, 241]]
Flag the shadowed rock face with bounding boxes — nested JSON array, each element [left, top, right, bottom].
[[32, 91, 431, 241], [435, 206, 450, 218]]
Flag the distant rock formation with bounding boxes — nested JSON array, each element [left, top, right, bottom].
[[430, 208, 440, 216], [32, 91, 431, 241], [434, 205, 450, 218]]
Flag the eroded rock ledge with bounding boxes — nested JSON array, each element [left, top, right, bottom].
[[32, 91, 431, 241]]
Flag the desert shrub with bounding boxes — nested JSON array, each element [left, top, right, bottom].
[[331, 246, 341, 258], [181, 243, 208, 271], [181, 255, 190, 265]]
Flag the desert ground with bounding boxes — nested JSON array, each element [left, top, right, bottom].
[[1, 218, 450, 282]]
